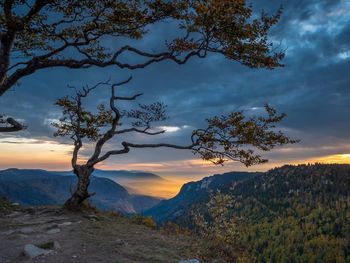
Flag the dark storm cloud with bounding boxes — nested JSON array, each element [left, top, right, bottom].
[[1, 0, 350, 165]]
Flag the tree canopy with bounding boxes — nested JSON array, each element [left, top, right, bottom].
[[0, 0, 283, 131], [53, 80, 296, 169], [52, 79, 296, 209]]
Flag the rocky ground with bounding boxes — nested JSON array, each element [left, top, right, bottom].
[[0, 204, 200, 263]]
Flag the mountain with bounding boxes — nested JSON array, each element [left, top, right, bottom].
[[92, 170, 164, 181], [92, 170, 167, 194], [148, 164, 350, 262], [145, 171, 261, 223], [55, 169, 168, 196], [0, 168, 161, 213]]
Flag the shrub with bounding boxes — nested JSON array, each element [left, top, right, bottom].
[[0, 197, 20, 215], [162, 222, 191, 236], [192, 192, 251, 263], [105, 210, 125, 220], [81, 200, 100, 214], [131, 214, 157, 229]]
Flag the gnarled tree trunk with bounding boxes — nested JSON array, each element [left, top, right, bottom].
[[64, 165, 94, 211]]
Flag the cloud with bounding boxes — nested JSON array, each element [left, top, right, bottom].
[[0, 1, 350, 177]]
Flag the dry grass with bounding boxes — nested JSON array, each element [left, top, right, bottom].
[[81, 212, 199, 263], [0, 197, 21, 215], [0, 203, 202, 263]]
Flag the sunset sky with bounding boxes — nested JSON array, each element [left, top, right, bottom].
[[1, 0, 350, 197]]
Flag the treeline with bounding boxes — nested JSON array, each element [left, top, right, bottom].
[[191, 164, 350, 262]]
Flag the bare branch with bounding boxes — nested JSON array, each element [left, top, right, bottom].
[[114, 93, 143, 101], [0, 117, 24, 132], [115, 127, 166, 136], [87, 77, 133, 165], [112, 76, 133, 87], [93, 141, 198, 164], [24, 0, 51, 22]]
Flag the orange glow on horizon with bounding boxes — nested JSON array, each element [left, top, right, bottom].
[[2, 137, 350, 198], [300, 154, 350, 165], [0, 138, 73, 170]]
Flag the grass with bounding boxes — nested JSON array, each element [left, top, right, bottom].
[[0, 202, 204, 262], [80, 211, 201, 263], [37, 241, 55, 250], [0, 197, 20, 215]]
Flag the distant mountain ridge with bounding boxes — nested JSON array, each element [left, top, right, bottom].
[[146, 163, 350, 262], [53, 169, 164, 180], [146, 163, 350, 224], [0, 168, 161, 213], [145, 171, 261, 223], [92, 170, 165, 180], [53, 169, 167, 195]]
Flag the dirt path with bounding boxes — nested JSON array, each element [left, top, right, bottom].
[[0, 207, 198, 263]]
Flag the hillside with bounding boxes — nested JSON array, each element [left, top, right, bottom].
[[91, 170, 170, 197], [53, 169, 173, 197], [0, 201, 200, 263], [0, 169, 161, 213], [148, 164, 350, 262], [145, 171, 260, 224], [92, 170, 164, 181]]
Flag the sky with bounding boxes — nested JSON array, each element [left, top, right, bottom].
[[1, 0, 350, 197]]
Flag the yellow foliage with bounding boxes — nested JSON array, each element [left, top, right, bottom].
[[131, 214, 157, 229]]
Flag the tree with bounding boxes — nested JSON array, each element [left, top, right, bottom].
[[0, 115, 23, 132], [53, 78, 296, 210], [0, 0, 284, 132]]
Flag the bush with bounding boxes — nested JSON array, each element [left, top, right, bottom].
[[105, 210, 125, 219], [0, 197, 20, 215], [131, 214, 157, 229], [162, 222, 191, 236], [81, 200, 100, 214], [192, 192, 251, 263]]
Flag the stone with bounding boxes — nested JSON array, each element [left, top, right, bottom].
[[53, 241, 61, 250], [58, 221, 72, 227], [44, 223, 59, 230], [46, 228, 61, 234], [19, 227, 35, 234], [87, 214, 99, 221], [179, 260, 200, 263], [0, 229, 15, 236], [114, 239, 128, 246], [7, 211, 21, 217], [23, 244, 51, 258], [18, 234, 28, 240], [0, 256, 10, 263]]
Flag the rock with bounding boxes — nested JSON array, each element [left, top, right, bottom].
[[23, 244, 51, 258], [44, 223, 59, 229], [7, 233, 28, 240], [58, 221, 72, 227], [179, 260, 200, 263], [46, 228, 61, 234], [18, 234, 28, 240], [53, 241, 61, 250], [19, 227, 35, 234], [0, 229, 15, 236], [0, 256, 10, 263], [87, 214, 99, 221], [7, 211, 22, 217], [114, 239, 128, 246]]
